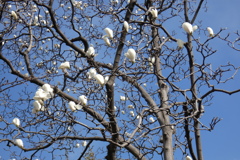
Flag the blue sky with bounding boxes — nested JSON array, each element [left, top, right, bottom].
[[196, 1, 240, 160]]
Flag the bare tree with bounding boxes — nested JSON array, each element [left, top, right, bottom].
[[0, 0, 239, 160]]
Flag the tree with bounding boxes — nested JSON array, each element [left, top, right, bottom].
[[0, 0, 239, 159]]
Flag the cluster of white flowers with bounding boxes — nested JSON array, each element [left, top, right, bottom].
[[148, 57, 155, 66], [86, 68, 109, 86], [102, 35, 111, 47], [32, 84, 54, 114], [72, 1, 83, 9], [86, 68, 96, 79], [102, 27, 113, 47], [58, 61, 70, 73], [120, 96, 128, 101], [68, 101, 82, 112], [64, 66, 109, 111], [104, 28, 113, 39], [178, 22, 214, 49], [182, 22, 213, 37], [127, 104, 135, 117], [129, 110, 134, 117], [67, 95, 86, 112], [182, 22, 197, 35]]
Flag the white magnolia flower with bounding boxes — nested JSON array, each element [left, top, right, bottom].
[[12, 118, 20, 127], [125, 48, 136, 63], [69, 101, 77, 111], [58, 62, 70, 70], [129, 111, 134, 117], [33, 16, 38, 25], [33, 84, 54, 101], [151, 56, 156, 64], [82, 140, 87, 147], [186, 156, 192, 160], [75, 104, 83, 110], [94, 74, 105, 86], [33, 88, 49, 101], [32, 100, 45, 114], [123, 21, 129, 32], [102, 35, 111, 46], [104, 76, 109, 84], [87, 68, 97, 79], [42, 84, 54, 96], [143, 83, 147, 87], [121, 110, 125, 114], [15, 139, 24, 148], [148, 57, 155, 66], [193, 25, 198, 32], [11, 11, 18, 20], [86, 46, 95, 57], [76, 143, 80, 148], [54, 44, 60, 48], [104, 27, 113, 39], [176, 39, 185, 50], [207, 27, 214, 37], [149, 116, 155, 123], [79, 95, 87, 105], [120, 96, 127, 101], [150, 8, 158, 19], [33, 100, 42, 112], [182, 22, 193, 35]]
